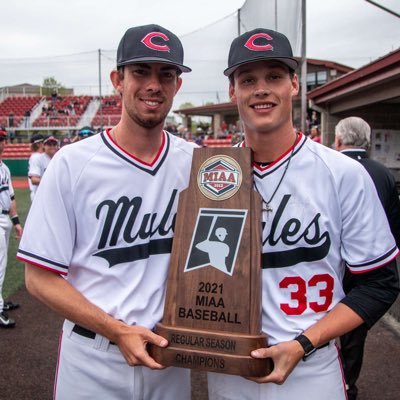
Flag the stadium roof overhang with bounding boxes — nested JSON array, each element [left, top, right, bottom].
[[173, 102, 238, 118], [308, 49, 400, 114], [173, 58, 352, 121]]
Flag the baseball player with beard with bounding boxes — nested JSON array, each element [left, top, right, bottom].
[[17, 24, 195, 399], [207, 28, 399, 400]]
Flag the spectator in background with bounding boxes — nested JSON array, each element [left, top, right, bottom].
[[0, 128, 23, 328], [28, 136, 59, 191], [335, 116, 400, 400], [176, 124, 184, 138], [311, 110, 320, 128], [60, 137, 72, 148], [8, 113, 15, 143], [71, 126, 95, 143], [28, 134, 44, 201], [51, 90, 58, 102], [8, 113, 14, 129], [24, 110, 31, 129], [310, 126, 321, 143], [221, 120, 228, 134]]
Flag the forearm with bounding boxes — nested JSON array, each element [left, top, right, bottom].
[[25, 263, 167, 368], [25, 263, 125, 343], [303, 260, 399, 347], [341, 260, 399, 328], [9, 199, 22, 236], [302, 302, 363, 348], [30, 175, 41, 185], [9, 198, 17, 217]]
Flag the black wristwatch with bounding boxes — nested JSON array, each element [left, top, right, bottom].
[[294, 334, 317, 361]]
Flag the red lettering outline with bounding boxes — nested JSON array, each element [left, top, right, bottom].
[[244, 33, 273, 52], [141, 32, 170, 52]]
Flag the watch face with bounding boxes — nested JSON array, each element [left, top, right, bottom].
[[304, 347, 317, 357]]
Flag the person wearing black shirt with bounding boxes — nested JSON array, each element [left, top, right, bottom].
[[335, 116, 400, 400]]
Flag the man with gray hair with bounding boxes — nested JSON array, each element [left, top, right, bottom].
[[335, 116, 400, 400], [335, 116, 370, 149]]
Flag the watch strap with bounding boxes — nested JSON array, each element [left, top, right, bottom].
[[294, 334, 317, 360]]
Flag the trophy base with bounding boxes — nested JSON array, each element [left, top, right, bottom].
[[149, 323, 273, 377]]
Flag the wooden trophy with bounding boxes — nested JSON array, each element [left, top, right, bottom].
[[150, 147, 272, 377]]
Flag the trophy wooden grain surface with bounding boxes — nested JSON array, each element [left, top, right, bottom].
[[150, 147, 272, 377]]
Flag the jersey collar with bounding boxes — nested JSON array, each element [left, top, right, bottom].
[[238, 133, 306, 178], [101, 128, 170, 176], [340, 149, 368, 160]]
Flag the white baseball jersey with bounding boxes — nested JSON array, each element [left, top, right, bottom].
[[251, 133, 398, 345], [18, 129, 196, 330], [0, 161, 14, 212], [27, 152, 42, 199], [19, 130, 196, 399], [0, 161, 14, 311], [28, 151, 52, 181], [208, 133, 398, 400]]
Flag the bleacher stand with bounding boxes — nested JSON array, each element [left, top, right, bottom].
[[0, 96, 42, 128], [33, 96, 92, 128], [2, 143, 31, 159], [0, 94, 237, 151], [91, 95, 121, 128], [202, 138, 232, 147]]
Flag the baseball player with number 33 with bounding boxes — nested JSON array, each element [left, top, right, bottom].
[[18, 24, 196, 399], [207, 28, 400, 400]]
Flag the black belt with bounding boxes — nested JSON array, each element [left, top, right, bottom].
[[1, 210, 9, 215], [72, 324, 116, 345]]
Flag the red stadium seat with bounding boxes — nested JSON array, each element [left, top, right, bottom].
[[91, 95, 121, 128], [202, 138, 232, 147], [2, 143, 31, 159]]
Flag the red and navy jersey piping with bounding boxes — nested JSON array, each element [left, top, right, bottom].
[[17, 250, 69, 275], [101, 129, 170, 176], [238, 133, 307, 179]]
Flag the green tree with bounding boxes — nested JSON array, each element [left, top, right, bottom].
[[41, 77, 67, 96], [179, 102, 194, 110]]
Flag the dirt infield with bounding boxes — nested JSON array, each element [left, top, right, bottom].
[[2, 286, 400, 400], [1, 287, 208, 400], [11, 178, 29, 189]]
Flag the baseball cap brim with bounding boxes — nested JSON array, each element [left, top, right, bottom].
[[117, 56, 192, 73], [44, 138, 59, 144], [31, 135, 44, 144], [224, 57, 298, 77]]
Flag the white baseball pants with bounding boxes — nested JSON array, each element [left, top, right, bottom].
[[0, 214, 12, 311], [208, 341, 347, 400], [54, 320, 191, 400]]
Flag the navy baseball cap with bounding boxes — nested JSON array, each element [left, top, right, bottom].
[[224, 28, 298, 77], [30, 133, 44, 144], [117, 24, 191, 73]]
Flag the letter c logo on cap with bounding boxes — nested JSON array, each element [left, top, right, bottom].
[[244, 33, 273, 52], [141, 32, 170, 52]]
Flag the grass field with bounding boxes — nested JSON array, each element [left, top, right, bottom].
[[3, 187, 30, 299]]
